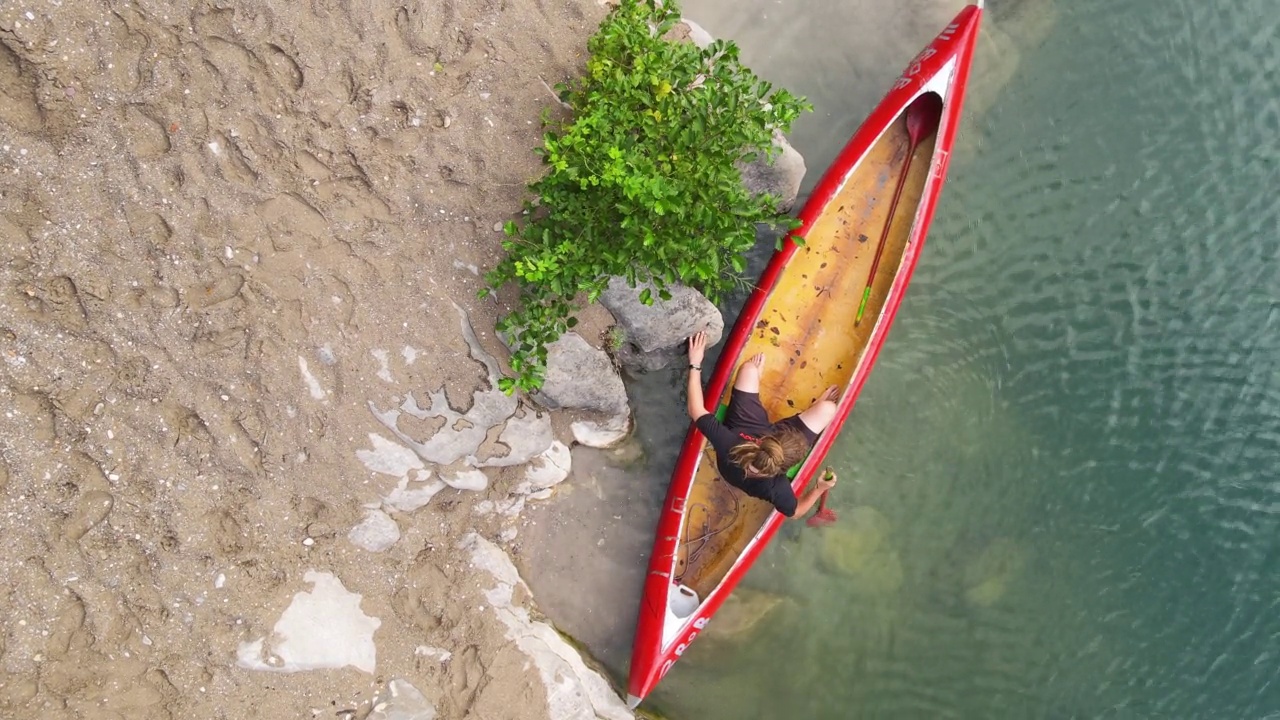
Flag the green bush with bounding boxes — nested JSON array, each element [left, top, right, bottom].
[[481, 0, 811, 393]]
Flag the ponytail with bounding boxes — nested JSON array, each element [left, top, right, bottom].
[[728, 427, 810, 478]]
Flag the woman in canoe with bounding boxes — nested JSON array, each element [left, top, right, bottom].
[[685, 331, 838, 518]]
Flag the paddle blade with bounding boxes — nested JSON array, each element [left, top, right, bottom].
[[806, 508, 838, 528], [905, 92, 944, 145]]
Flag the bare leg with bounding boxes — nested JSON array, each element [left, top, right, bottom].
[[798, 385, 840, 434], [734, 353, 765, 393]]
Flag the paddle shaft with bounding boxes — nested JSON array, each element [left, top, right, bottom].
[[806, 468, 837, 527], [854, 113, 930, 326], [815, 490, 830, 513]]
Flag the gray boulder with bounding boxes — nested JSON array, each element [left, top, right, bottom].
[[677, 17, 806, 211], [739, 130, 807, 212], [676, 18, 716, 48], [537, 332, 629, 419], [599, 277, 724, 372]]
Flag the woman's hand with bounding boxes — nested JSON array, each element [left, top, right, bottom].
[[685, 331, 709, 421], [793, 471, 837, 518], [688, 331, 707, 367]]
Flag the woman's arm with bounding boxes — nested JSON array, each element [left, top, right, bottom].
[[686, 331, 709, 421], [789, 472, 837, 519], [687, 368, 707, 420], [792, 485, 825, 517]]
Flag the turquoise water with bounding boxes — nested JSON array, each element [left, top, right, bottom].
[[640, 0, 1280, 717]]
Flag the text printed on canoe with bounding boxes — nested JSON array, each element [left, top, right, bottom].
[[659, 617, 710, 680], [931, 149, 950, 181], [892, 21, 960, 90]]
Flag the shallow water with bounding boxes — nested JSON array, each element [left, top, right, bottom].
[[615, 0, 1280, 717]]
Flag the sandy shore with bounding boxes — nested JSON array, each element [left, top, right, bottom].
[[0, 0, 631, 717]]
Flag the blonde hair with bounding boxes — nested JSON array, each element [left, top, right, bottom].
[[728, 428, 810, 478]]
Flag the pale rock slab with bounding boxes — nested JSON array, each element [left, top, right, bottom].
[[236, 571, 380, 673], [460, 534, 633, 720], [442, 468, 489, 492], [348, 509, 401, 552], [473, 495, 526, 518], [677, 17, 715, 48], [369, 303, 553, 467], [571, 416, 632, 449], [369, 678, 437, 720], [383, 472, 448, 513], [357, 433, 425, 477], [415, 646, 453, 663], [477, 404, 556, 468], [519, 441, 572, 494]]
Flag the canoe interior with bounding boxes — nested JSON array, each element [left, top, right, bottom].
[[674, 94, 942, 598]]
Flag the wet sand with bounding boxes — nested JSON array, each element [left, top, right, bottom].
[[0, 0, 621, 716]]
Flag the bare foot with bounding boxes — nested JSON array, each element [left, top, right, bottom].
[[818, 385, 840, 403], [734, 353, 766, 393]]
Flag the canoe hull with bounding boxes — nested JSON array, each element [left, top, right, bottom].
[[627, 3, 985, 707]]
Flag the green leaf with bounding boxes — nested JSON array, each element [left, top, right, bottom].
[[485, 0, 811, 391]]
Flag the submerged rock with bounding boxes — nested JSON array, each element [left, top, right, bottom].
[[818, 506, 903, 596], [703, 587, 785, 640], [852, 547, 904, 597], [818, 506, 891, 574], [963, 537, 1027, 607]]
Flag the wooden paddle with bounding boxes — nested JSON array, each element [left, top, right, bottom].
[[854, 94, 944, 326], [806, 468, 838, 527]]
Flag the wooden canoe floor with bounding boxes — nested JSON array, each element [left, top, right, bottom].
[[675, 105, 940, 598]]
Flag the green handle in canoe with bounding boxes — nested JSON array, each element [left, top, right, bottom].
[[855, 286, 872, 325]]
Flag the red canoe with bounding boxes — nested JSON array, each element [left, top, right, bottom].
[[625, 2, 986, 708]]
